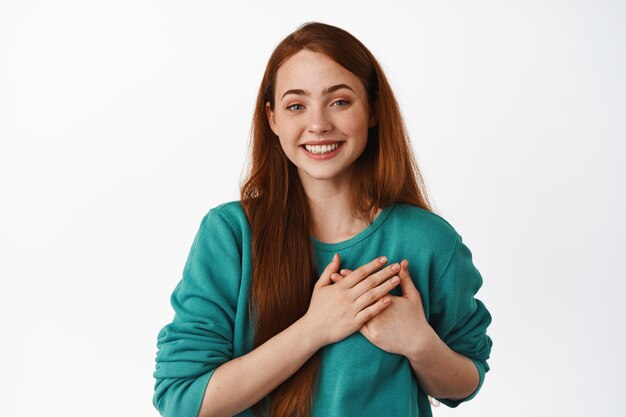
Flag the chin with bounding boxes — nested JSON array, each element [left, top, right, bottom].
[[297, 167, 353, 183]]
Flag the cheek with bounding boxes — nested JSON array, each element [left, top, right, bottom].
[[342, 113, 370, 144], [277, 132, 302, 163], [277, 136, 292, 155], [275, 117, 302, 142], [340, 105, 370, 134]]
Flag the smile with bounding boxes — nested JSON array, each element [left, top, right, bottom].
[[303, 142, 341, 155]]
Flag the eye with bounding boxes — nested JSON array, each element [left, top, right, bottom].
[[332, 99, 351, 108], [287, 103, 304, 111]]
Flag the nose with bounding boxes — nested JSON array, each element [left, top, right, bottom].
[[307, 106, 332, 135]]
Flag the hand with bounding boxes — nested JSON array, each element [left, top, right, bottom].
[[330, 259, 438, 358], [302, 254, 402, 348]]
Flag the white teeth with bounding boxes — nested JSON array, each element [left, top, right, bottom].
[[304, 143, 340, 154]]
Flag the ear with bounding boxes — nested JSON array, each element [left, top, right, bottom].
[[265, 102, 279, 136], [368, 110, 379, 128]]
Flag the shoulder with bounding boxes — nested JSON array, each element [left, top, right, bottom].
[[388, 203, 459, 251], [384, 203, 462, 281], [198, 200, 249, 246], [209, 200, 247, 225], [390, 203, 456, 231], [206, 200, 245, 218]]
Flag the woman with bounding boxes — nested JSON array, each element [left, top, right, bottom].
[[153, 22, 492, 417]]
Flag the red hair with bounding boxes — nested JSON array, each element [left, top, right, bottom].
[[240, 21, 432, 417]]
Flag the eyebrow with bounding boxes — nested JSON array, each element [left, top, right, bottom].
[[280, 83, 357, 101]]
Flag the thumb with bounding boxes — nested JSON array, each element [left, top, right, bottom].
[[398, 259, 419, 298], [316, 253, 341, 288]]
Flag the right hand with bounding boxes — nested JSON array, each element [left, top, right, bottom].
[[302, 254, 402, 348]]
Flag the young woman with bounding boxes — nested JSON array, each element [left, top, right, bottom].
[[153, 22, 493, 417]]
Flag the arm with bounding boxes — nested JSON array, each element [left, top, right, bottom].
[[198, 317, 320, 417], [199, 255, 402, 417], [154, 209, 401, 417], [406, 326, 479, 400], [425, 232, 493, 406], [332, 235, 492, 404]]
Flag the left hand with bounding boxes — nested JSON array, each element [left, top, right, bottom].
[[330, 259, 437, 358]]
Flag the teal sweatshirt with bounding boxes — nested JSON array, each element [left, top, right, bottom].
[[153, 201, 492, 417]]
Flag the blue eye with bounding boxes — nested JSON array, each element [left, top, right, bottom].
[[287, 104, 304, 111], [333, 100, 350, 107]]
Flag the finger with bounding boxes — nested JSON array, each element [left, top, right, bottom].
[[340, 256, 388, 288], [398, 259, 419, 298], [330, 268, 352, 283], [354, 275, 400, 311], [355, 295, 392, 324], [350, 261, 401, 297], [316, 253, 341, 288], [330, 272, 344, 283]]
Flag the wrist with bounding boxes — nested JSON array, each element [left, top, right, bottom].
[[294, 314, 327, 352], [406, 326, 445, 368]]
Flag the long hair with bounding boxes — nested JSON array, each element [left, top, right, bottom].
[[240, 21, 432, 417]]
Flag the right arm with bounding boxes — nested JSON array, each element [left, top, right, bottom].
[[152, 208, 401, 417], [197, 315, 318, 417], [198, 254, 402, 417]]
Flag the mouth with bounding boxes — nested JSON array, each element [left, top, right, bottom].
[[301, 142, 343, 155]]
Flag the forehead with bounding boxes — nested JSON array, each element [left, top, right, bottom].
[[275, 50, 365, 97]]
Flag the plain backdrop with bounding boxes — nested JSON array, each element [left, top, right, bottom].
[[1, 1, 625, 416]]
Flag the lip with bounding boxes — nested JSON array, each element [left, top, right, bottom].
[[300, 142, 344, 160], [301, 139, 342, 146]]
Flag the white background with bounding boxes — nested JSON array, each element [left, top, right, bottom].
[[1, 1, 625, 416]]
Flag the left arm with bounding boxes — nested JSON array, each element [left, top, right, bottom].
[[405, 323, 479, 400], [334, 260, 480, 400], [331, 233, 492, 405]]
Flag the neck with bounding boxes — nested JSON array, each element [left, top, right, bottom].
[[299, 172, 378, 244]]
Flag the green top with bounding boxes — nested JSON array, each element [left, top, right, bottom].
[[153, 201, 493, 417]]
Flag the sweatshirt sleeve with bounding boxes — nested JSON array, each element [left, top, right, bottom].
[[153, 208, 242, 417], [427, 232, 493, 408]]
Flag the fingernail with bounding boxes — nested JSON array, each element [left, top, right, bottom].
[[391, 276, 400, 284], [379, 256, 387, 263], [391, 263, 400, 271]]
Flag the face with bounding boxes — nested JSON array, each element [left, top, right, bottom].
[[266, 50, 377, 187]]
